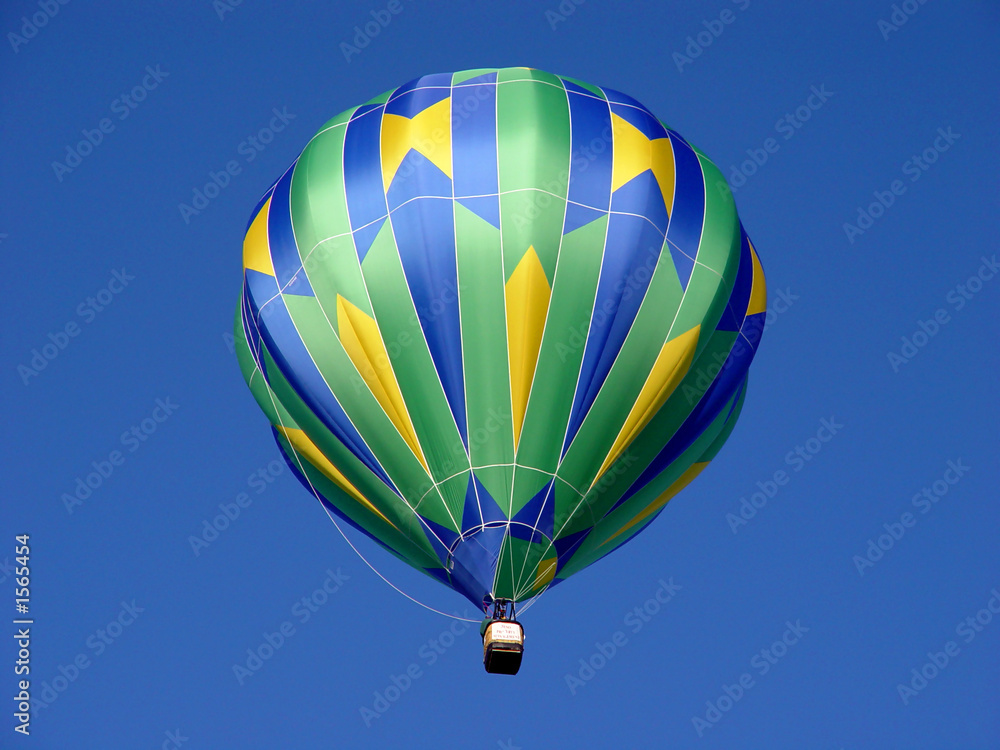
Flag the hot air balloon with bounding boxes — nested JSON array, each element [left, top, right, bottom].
[[235, 68, 767, 674]]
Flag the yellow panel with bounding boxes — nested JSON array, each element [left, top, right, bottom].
[[243, 198, 275, 276], [592, 325, 701, 485], [747, 241, 767, 316], [611, 113, 675, 211], [505, 246, 551, 450], [380, 97, 453, 190], [602, 461, 708, 545], [336, 295, 428, 472], [276, 425, 397, 529], [535, 557, 557, 589]]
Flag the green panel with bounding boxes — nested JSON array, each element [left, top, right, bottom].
[[514, 216, 608, 473], [454, 204, 515, 469], [553, 477, 591, 537], [692, 154, 740, 278], [273, 431, 438, 568], [257, 343, 442, 532], [318, 104, 360, 133], [235, 305, 297, 429], [508, 466, 551, 517], [557, 387, 744, 578], [496, 78, 570, 279], [453, 68, 497, 84], [291, 123, 352, 269], [498, 68, 563, 87], [494, 534, 551, 601], [556, 241, 686, 492], [560, 75, 606, 98], [281, 294, 430, 496], [360, 222, 469, 496], [304, 232, 375, 319], [470, 466, 514, 519]]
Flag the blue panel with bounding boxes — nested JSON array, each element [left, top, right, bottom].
[[668, 242, 695, 290], [567, 90, 613, 211], [666, 132, 705, 262], [461, 475, 507, 533], [384, 85, 451, 117], [254, 290, 397, 492], [418, 514, 461, 562], [386, 151, 452, 211], [553, 528, 592, 574], [268, 161, 314, 296], [717, 228, 753, 332], [601, 86, 646, 111], [449, 526, 506, 607], [352, 217, 386, 263], [458, 196, 501, 229], [343, 103, 389, 234], [391, 198, 468, 445], [617, 368, 750, 510], [609, 101, 668, 141], [563, 203, 606, 235], [246, 182, 277, 232], [452, 81, 497, 198], [389, 73, 454, 99], [560, 78, 604, 99], [511, 481, 555, 541], [563, 213, 663, 451], [611, 170, 669, 235], [454, 71, 497, 86]]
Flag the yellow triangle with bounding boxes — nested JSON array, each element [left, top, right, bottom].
[[505, 246, 551, 450], [602, 461, 709, 546], [381, 97, 453, 191], [336, 295, 428, 472], [611, 113, 675, 211], [276, 425, 397, 529], [243, 197, 275, 276], [591, 325, 701, 486], [747, 241, 767, 316]]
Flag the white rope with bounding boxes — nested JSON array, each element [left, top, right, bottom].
[[314, 498, 481, 623]]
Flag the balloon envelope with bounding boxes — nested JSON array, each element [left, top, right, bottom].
[[236, 68, 767, 611]]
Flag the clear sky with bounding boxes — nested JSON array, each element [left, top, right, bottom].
[[2, 1, 998, 748]]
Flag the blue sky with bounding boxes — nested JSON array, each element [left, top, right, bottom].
[[2, 1, 998, 748]]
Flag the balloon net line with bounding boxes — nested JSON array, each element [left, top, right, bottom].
[[247, 321, 480, 624]]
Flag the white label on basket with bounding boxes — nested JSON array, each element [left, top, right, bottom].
[[490, 622, 522, 642]]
